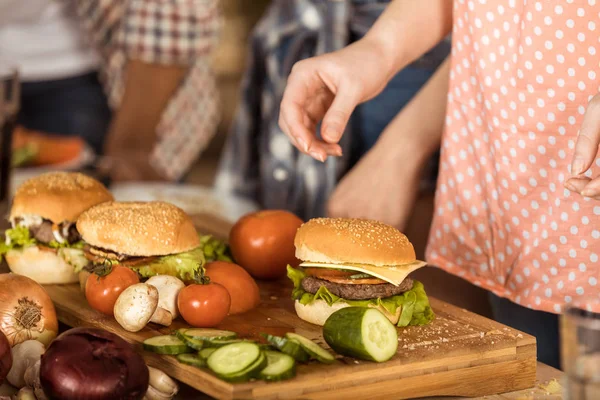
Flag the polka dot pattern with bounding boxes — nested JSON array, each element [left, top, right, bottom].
[[426, 0, 600, 314]]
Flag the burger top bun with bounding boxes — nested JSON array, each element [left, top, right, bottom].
[[294, 218, 416, 267], [10, 172, 114, 223], [77, 201, 200, 256]]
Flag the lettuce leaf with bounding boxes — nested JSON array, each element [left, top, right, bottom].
[[286, 265, 435, 327], [131, 246, 206, 281], [58, 248, 89, 273], [0, 226, 37, 262], [199, 235, 232, 262], [48, 240, 85, 250]]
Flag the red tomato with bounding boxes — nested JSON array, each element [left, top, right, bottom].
[[85, 266, 139, 316], [229, 210, 303, 279], [177, 283, 231, 327]]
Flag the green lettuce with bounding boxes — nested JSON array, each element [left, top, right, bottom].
[[199, 235, 232, 262], [287, 265, 435, 327], [48, 240, 85, 249], [132, 246, 206, 281], [0, 226, 37, 262]]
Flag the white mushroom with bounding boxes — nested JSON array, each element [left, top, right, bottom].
[[7, 340, 45, 388], [145, 276, 185, 320], [114, 284, 163, 332]]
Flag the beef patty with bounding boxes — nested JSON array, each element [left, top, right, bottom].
[[301, 276, 414, 300], [23, 219, 80, 244]]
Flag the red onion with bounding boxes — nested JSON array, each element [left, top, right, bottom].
[[40, 328, 148, 400], [0, 330, 11, 384]]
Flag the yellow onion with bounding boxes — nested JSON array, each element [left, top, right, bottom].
[[0, 274, 58, 347]]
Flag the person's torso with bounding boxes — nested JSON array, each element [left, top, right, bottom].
[[0, 0, 99, 81], [427, 0, 600, 314]]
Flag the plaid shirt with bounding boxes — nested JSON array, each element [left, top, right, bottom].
[[215, 0, 449, 220], [73, 0, 221, 180]]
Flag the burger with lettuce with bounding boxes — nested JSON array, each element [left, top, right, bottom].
[[0, 172, 114, 284], [287, 218, 434, 327], [76, 201, 230, 281]]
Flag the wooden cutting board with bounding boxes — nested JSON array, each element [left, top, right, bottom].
[[43, 213, 537, 400]]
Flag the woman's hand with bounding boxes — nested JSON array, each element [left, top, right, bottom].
[[327, 57, 450, 228], [567, 94, 600, 198], [279, 38, 394, 162]]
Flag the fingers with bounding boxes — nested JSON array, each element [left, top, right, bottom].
[[564, 176, 591, 193], [321, 83, 360, 144], [571, 94, 600, 176], [279, 63, 322, 154]]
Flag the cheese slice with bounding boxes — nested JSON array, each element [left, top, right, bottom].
[[299, 260, 427, 287]]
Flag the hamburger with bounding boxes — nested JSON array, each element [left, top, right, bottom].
[[287, 218, 434, 326], [76, 201, 205, 280], [1, 172, 114, 284]]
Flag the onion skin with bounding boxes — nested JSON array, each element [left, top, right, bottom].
[[40, 328, 148, 400], [0, 274, 58, 347], [0, 331, 11, 385]]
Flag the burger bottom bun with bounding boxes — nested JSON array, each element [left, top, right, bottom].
[[6, 246, 79, 284], [294, 300, 351, 326]]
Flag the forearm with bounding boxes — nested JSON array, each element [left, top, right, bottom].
[[106, 60, 187, 153], [376, 57, 450, 163], [364, 0, 453, 81], [105, 59, 188, 180]]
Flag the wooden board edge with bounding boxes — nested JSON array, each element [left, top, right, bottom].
[[249, 357, 537, 400]]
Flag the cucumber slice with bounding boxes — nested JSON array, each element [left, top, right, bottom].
[[323, 307, 398, 362], [177, 353, 206, 368], [179, 335, 205, 350], [183, 328, 237, 341], [262, 334, 309, 362], [285, 333, 335, 364], [218, 351, 267, 382], [199, 347, 217, 360], [204, 339, 254, 348], [259, 351, 296, 381], [207, 342, 261, 377], [143, 335, 191, 355]]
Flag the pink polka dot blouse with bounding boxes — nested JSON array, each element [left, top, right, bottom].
[[426, 0, 600, 314]]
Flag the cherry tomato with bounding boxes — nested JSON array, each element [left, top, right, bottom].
[[229, 210, 303, 279], [85, 265, 139, 316], [177, 283, 231, 327]]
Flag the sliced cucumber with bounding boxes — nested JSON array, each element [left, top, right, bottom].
[[143, 335, 191, 355], [262, 334, 309, 362], [323, 307, 398, 362], [285, 333, 335, 364], [199, 347, 217, 360], [207, 342, 261, 377], [204, 339, 254, 348], [177, 353, 206, 368], [179, 335, 205, 350], [259, 351, 296, 381], [183, 328, 237, 341], [218, 351, 267, 382]]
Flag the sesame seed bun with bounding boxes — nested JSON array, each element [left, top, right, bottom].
[[10, 172, 113, 223], [77, 201, 200, 256], [294, 218, 416, 267]]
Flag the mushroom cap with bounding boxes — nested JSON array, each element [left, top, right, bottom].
[[114, 284, 159, 332], [145, 275, 185, 319]]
